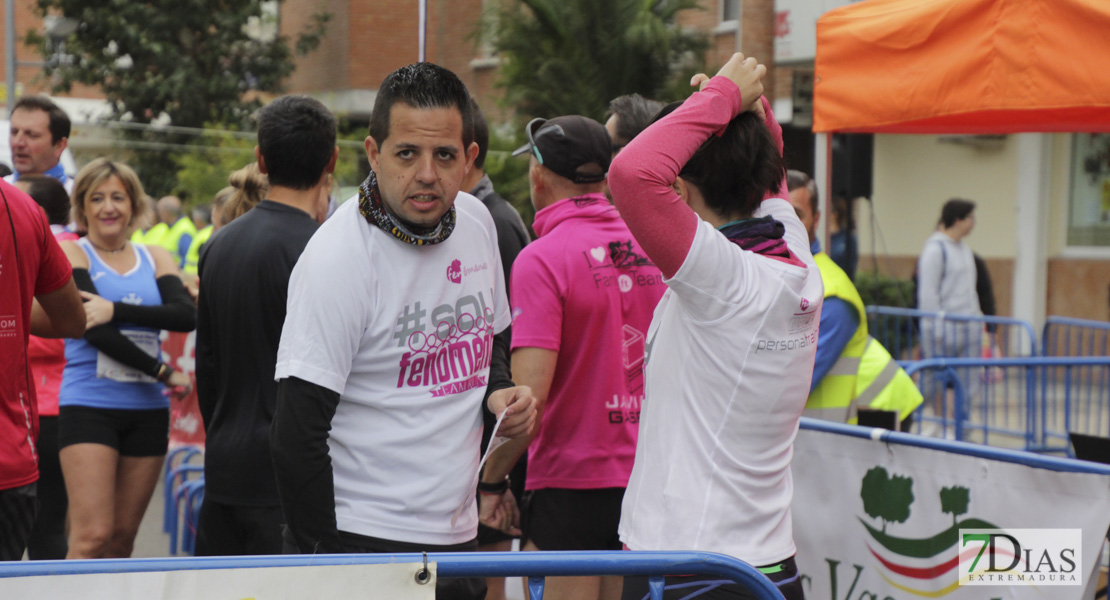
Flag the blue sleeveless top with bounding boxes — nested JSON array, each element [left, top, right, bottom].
[[60, 239, 168, 410]]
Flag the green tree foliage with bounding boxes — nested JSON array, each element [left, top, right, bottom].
[[28, 0, 329, 196], [172, 129, 256, 205], [173, 123, 368, 209], [484, 0, 708, 122], [939, 485, 970, 526], [860, 466, 915, 532], [484, 125, 535, 234], [856, 272, 915, 309]]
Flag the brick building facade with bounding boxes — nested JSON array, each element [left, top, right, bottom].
[[279, 0, 788, 128]]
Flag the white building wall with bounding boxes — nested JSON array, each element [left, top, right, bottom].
[[858, 134, 1020, 260]]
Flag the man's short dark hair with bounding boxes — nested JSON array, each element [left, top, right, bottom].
[[655, 102, 784, 220], [940, 198, 975, 228], [470, 98, 489, 170], [257, 95, 337, 191], [369, 63, 474, 151], [13, 95, 71, 144], [787, 170, 818, 214], [607, 94, 664, 147], [19, 174, 70, 225]]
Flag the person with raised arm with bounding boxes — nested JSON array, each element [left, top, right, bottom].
[[609, 53, 820, 600]]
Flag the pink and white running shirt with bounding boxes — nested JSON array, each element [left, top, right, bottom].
[[510, 194, 666, 491]]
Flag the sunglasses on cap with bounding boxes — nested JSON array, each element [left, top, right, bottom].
[[523, 117, 546, 165]]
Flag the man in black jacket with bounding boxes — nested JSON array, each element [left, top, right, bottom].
[[194, 95, 338, 555], [461, 98, 532, 600]]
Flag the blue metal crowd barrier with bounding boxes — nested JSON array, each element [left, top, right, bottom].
[[0, 551, 783, 600], [162, 445, 204, 555], [800, 417, 1110, 475], [865, 306, 1038, 362], [1043, 315, 1110, 357], [902, 356, 1110, 454]]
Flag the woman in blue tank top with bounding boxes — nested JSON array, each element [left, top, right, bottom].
[[56, 159, 195, 559]]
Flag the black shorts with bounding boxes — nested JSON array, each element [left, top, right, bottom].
[[281, 528, 486, 600], [58, 405, 169, 457], [522, 487, 624, 551]]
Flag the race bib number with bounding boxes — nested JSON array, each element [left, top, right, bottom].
[[96, 329, 160, 383]]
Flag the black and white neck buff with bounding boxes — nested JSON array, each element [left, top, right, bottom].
[[357, 171, 456, 246]]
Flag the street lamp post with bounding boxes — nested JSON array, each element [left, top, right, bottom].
[[418, 0, 426, 62], [4, 6, 78, 113], [5, 0, 15, 114]]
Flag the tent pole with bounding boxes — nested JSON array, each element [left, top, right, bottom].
[[814, 132, 831, 252], [1012, 133, 1050, 338]]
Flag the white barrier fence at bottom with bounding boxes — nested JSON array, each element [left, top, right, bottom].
[[794, 418, 1110, 600], [0, 560, 431, 598], [0, 551, 783, 600]]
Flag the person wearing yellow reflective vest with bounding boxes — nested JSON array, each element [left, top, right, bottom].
[[787, 171, 922, 428], [183, 204, 215, 276], [150, 195, 197, 267], [131, 195, 165, 245], [184, 224, 213, 276], [132, 221, 167, 246]]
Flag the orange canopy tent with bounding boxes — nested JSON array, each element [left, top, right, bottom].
[[813, 0, 1110, 134]]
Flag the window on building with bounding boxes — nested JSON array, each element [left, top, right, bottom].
[[471, 0, 502, 69], [1067, 133, 1110, 247], [721, 0, 740, 22]]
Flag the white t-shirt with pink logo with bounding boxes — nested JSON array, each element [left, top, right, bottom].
[[510, 194, 666, 491], [275, 194, 510, 545]]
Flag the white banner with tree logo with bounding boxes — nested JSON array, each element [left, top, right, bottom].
[[792, 427, 1110, 599]]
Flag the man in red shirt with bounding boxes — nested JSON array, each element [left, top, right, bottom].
[[0, 180, 84, 560]]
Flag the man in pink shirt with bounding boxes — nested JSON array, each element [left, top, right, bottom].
[[479, 116, 666, 600]]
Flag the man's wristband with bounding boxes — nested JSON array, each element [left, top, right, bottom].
[[477, 477, 509, 495], [156, 362, 173, 383]]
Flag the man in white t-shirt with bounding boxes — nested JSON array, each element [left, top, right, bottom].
[[271, 63, 536, 600]]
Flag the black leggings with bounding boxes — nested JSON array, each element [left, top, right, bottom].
[[27, 416, 67, 560]]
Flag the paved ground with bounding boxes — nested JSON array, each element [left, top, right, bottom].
[[133, 472, 171, 558]]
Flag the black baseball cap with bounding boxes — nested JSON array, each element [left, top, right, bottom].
[[512, 116, 612, 184]]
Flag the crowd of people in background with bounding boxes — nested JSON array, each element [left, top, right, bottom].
[[2, 54, 993, 600]]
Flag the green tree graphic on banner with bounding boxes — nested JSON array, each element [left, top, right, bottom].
[[939, 486, 970, 526], [861, 466, 915, 532]]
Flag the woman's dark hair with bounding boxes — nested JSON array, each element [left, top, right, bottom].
[[940, 198, 975, 228], [18, 174, 70, 225], [654, 101, 784, 220]]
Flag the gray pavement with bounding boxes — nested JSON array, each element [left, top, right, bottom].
[[133, 470, 172, 558]]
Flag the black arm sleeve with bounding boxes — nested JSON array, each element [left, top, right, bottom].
[[111, 275, 196, 332], [72, 268, 162, 378], [271, 376, 345, 554], [195, 283, 217, 428], [482, 327, 516, 449], [487, 326, 515, 396]]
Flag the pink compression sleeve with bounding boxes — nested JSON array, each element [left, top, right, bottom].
[[608, 77, 744, 278]]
